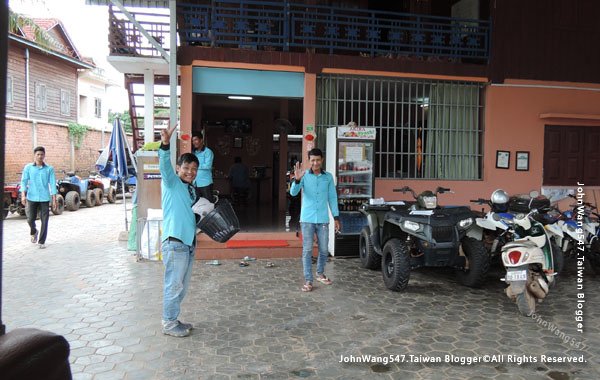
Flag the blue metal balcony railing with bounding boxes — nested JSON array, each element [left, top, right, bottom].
[[178, 1, 490, 62]]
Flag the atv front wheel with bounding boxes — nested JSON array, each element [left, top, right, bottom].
[[359, 227, 380, 270], [381, 238, 410, 291], [65, 191, 80, 211], [52, 194, 64, 215], [456, 237, 489, 288], [94, 188, 104, 206], [85, 190, 96, 208]]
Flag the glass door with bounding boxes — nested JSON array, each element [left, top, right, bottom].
[[337, 141, 374, 212]]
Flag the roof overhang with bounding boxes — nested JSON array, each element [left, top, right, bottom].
[[107, 55, 175, 75], [9, 34, 95, 69]]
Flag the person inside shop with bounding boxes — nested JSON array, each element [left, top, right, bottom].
[[290, 148, 341, 292], [191, 133, 215, 202], [20, 146, 57, 249], [228, 156, 250, 206], [159, 123, 199, 337]]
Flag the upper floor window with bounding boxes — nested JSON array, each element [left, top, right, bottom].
[[60, 89, 70, 115], [6, 76, 13, 106], [35, 82, 47, 112], [94, 97, 102, 118]]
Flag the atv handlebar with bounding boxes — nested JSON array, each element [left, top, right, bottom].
[[470, 198, 490, 205], [392, 186, 453, 199], [392, 186, 417, 199]]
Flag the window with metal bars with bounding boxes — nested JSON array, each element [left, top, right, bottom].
[[316, 74, 483, 180]]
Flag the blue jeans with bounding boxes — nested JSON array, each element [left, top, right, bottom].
[[161, 240, 195, 323], [300, 222, 329, 283]]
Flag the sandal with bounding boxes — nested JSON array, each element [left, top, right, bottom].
[[239, 261, 249, 267], [301, 282, 313, 292], [316, 275, 333, 285]]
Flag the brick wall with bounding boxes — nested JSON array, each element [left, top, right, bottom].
[[5, 117, 133, 183]]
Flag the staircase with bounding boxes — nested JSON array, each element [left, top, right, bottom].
[[124, 74, 178, 151]]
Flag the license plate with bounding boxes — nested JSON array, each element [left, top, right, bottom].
[[506, 270, 527, 281]]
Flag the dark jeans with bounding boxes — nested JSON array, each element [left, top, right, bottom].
[[27, 201, 49, 244], [196, 184, 215, 203]]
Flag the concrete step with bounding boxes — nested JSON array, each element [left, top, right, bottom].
[[195, 231, 303, 260]]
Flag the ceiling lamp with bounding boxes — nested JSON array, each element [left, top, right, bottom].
[[228, 95, 253, 100]]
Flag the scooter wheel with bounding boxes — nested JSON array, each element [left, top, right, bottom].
[[516, 291, 536, 317]]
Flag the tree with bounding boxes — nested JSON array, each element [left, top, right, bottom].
[[108, 110, 132, 133]]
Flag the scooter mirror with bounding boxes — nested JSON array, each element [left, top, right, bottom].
[[529, 190, 539, 198]]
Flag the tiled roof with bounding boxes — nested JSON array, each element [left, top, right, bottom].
[[17, 17, 81, 60]]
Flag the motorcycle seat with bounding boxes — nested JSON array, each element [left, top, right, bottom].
[[503, 239, 539, 250]]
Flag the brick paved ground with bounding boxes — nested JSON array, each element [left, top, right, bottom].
[[2, 202, 599, 379]]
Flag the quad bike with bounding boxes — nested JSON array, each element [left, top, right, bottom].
[[359, 186, 489, 291], [90, 173, 117, 204], [56, 172, 106, 211], [3, 183, 64, 219]]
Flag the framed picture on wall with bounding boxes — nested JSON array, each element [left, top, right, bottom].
[[496, 150, 510, 169], [516, 151, 529, 171]]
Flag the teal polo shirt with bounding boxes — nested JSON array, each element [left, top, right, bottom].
[[193, 146, 214, 187], [159, 146, 197, 246], [20, 163, 57, 202], [290, 169, 339, 224]]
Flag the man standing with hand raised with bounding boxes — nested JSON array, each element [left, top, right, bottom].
[[159, 123, 199, 337], [290, 148, 341, 292]]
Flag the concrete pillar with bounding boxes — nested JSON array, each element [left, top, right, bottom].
[[179, 65, 193, 154], [278, 100, 289, 213], [143, 69, 154, 144], [302, 73, 317, 157]]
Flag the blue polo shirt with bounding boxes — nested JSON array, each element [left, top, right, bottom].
[[20, 163, 57, 202], [159, 146, 197, 246], [290, 169, 339, 224], [193, 146, 214, 187]]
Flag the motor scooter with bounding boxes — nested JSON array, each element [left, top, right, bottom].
[[469, 189, 515, 259], [501, 192, 563, 316]]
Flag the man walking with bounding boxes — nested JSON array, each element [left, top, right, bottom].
[[20, 146, 57, 249], [159, 124, 199, 337], [192, 133, 214, 202], [290, 148, 341, 292]]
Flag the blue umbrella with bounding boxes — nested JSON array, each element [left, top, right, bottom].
[[96, 119, 131, 230]]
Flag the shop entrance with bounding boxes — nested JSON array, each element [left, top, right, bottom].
[[192, 93, 303, 231]]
